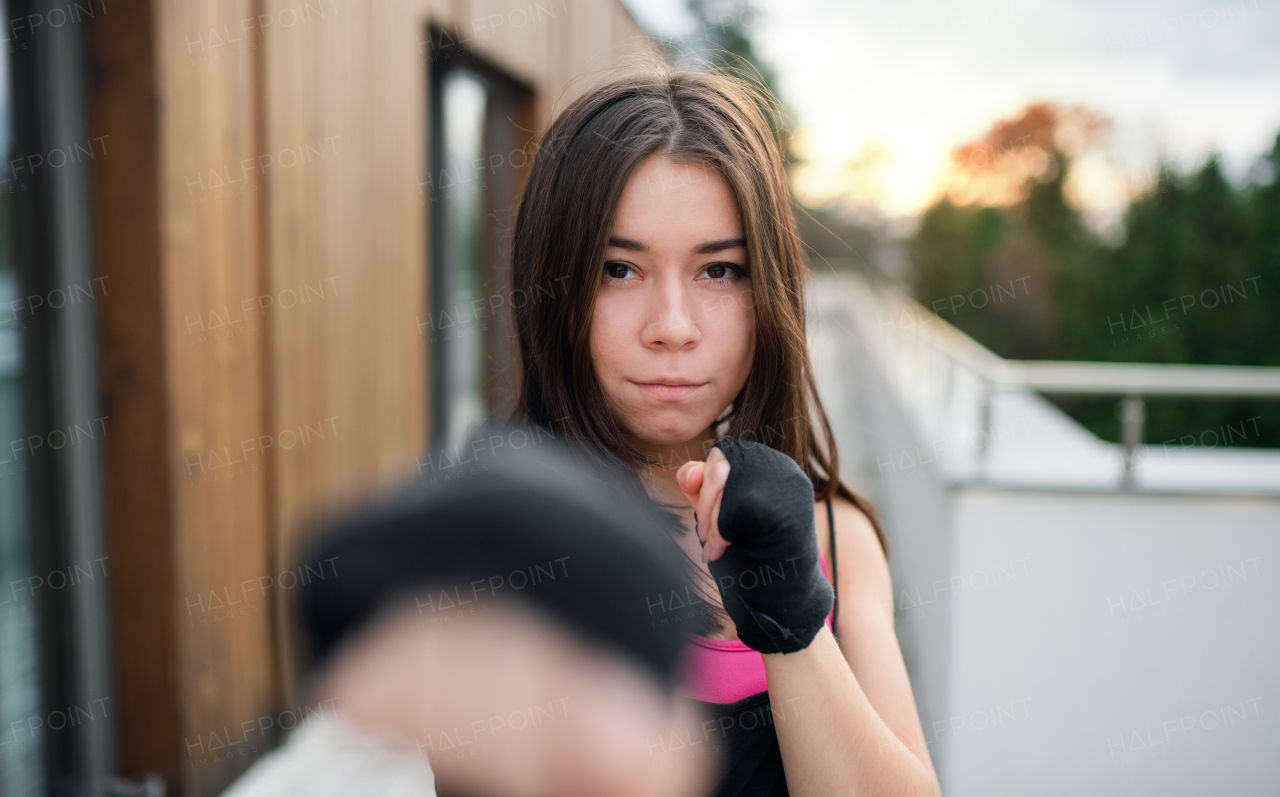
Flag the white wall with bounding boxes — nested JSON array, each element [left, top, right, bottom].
[[942, 490, 1280, 796], [809, 272, 1280, 795]]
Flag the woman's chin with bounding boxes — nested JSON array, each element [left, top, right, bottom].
[[626, 419, 716, 452]]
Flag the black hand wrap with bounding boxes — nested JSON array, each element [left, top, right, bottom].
[[708, 438, 833, 654]]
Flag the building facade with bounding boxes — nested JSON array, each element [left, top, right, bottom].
[[1, 1, 655, 795]]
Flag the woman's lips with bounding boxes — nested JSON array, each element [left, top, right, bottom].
[[632, 381, 706, 401]]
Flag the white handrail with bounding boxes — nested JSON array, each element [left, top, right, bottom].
[[995, 360, 1280, 397], [839, 275, 1280, 487]]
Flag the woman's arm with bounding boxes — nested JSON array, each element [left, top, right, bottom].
[[680, 455, 939, 796], [763, 499, 939, 797]]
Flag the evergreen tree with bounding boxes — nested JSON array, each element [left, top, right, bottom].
[[909, 106, 1280, 447]]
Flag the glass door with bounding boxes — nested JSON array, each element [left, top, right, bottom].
[[426, 31, 533, 454]]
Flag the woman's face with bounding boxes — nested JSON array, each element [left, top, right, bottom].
[[590, 154, 755, 455]]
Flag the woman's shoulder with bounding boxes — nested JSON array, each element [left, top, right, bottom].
[[815, 495, 883, 560], [825, 494, 879, 536], [814, 495, 893, 615]]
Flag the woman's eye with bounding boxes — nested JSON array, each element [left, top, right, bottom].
[[603, 262, 633, 281], [701, 263, 747, 283]]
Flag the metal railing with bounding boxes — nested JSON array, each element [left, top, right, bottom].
[[990, 360, 1280, 484], [841, 275, 1280, 488]]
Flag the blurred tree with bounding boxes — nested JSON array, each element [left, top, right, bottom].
[[1248, 134, 1280, 368], [910, 106, 1280, 447], [683, 0, 797, 165], [912, 103, 1104, 361]]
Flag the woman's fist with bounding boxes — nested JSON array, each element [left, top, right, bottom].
[[700, 439, 833, 654], [676, 448, 732, 563]]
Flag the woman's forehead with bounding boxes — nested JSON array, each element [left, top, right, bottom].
[[610, 156, 743, 248], [623, 155, 723, 199]]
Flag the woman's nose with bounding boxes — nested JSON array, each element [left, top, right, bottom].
[[640, 279, 700, 351]]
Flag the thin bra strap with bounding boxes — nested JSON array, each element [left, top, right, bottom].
[[826, 497, 839, 642]]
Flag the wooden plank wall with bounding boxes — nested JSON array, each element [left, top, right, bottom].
[[90, 1, 179, 788], [151, 2, 277, 794], [94, 1, 653, 795]]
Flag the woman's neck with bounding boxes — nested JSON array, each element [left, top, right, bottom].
[[629, 428, 717, 506]]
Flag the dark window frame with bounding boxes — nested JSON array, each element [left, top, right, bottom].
[[425, 26, 535, 447], [2, 1, 114, 794]]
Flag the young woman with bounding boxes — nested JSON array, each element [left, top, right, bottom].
[[507, 65, 940, 797]]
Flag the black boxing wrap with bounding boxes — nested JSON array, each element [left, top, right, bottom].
[[708, 438, 833, 654], [296, 430, 690, 691]]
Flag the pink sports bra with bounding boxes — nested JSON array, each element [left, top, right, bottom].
[[678, 551, 834, 704]]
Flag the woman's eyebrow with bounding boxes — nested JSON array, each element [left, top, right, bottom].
[[607, 236, 647, 252], [605, 236, 746, 254], [693, 238, 746, 254]]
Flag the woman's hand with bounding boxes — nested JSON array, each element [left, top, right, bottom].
[[676, 448, 732, 563], [677, 439, 833, 654], [317, 598, 714, 797]]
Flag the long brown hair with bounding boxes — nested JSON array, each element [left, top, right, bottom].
[[505, 64, 885, 629]]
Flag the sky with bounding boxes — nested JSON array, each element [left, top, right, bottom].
[[622, 0, 1280, 226]]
